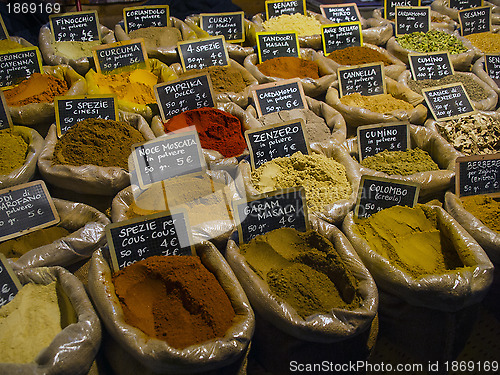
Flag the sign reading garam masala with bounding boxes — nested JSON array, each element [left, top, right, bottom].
[[177, 36, 229, 71], [200, 12, 245, 43], [233, 187, 309, 243], [395, 6, 430, 36], [245, 119, 310, 169], [459, 6, 491, 36], [449, 0, 483, 11], [256, 31, 300, 63], [49, 10, 100, 42], [93, 39, 149, 74], [0, 254, 22, 308], [338, 62, 386, 97], [384, 0, 420, 20], [321, 22, 363, 55], [484, 54, 500, 86], [265, 0, 306, 19], [0, 15, 9, 40], [0, 47, 43, 88], [320, 4, 361, 24], [409, 52, 454, 80], [252, 78, 308, 117], [456, 153, 500, 198], [155, 73, 215, 121], [132, 130, 206, 189], [355, 175, 420, 218], [123, 5, 170, 33], [0, 92, 13, 131], [422, 83, 475, 121], [0, 181, 60, 243], [107, 210, 194, 271], [357, 122, 410, 161]]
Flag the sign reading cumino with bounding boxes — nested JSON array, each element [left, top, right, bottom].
[[0, 254, 22, 308], [0, 47, 43, 88], [266, 0, 307, 19], [409, 52, 454, 80], [395, 6, 430, 35], [123, 5, 170, 33], [384, 0, 420, 20], [357, 122, 410, 161], [252, 78, 308, 116], [422, 83, 475, 121], [456, 153, 500, 197], [200, 12, 245, 43], [49, 10, 100, 42], [458, 6, 491, 36], [338, 62, 386, 97], [320, 4, 361, 24], [177, 36, 229, 71], [256, 32, 300, 63], [93, 39, 149, 74], [321, 22, 363, 55]]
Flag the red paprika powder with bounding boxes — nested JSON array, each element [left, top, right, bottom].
[[163, 107, 246, 158]]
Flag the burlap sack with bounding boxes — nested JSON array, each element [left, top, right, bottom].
[[0, 266, 101, 375], [473, 56, 500, 95], [317, 42, 407, 80], [3, 36, 33, 48], [39, 23, 116, 76], [38, 111, 155, 195], [398, 70, 498, 111], [244, 48, 337, 97], [7, 197, 109, 270], [86, 58, 178, 121], [88, 244, 255, 375], [239, 144, 361, 225], [369, 8, 458, 33], [169, 59, 258, 108], [325, 77, 428, 128], [432, 0, 500, 22], [0, 126, 43, 189], [114, 17, 198, 65], [225, 217, 378, 373], [7, 65, 87, 134]]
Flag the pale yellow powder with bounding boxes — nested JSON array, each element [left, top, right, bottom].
[[262, 13, 322, 36]]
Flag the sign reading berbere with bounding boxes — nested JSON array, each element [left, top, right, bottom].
[[456, 153, 500, 197], [338, 63, 386, 97], [55, 95, 117, 137], [459, 6, 491, 36], [257, 32, 300, 63], [0, 15, 9, 40], [155, 73, 215, 121], [93, 39, 149, 74], [0, 47, 43, 88], [49, 10, 100, 42], [0, 92, 13, 131], [123, 5, 170, 33], [320, 4, 361, 24], [266, 0, 306, 19], [200, 12, 245, 43], [357, 122, 410, 161], [233, 187, 309, 243], [245, 119, 310, 169], [178, 36, 229, 71], [355, 176, 420, 218], [422, 83, 475, 121], [484, 54, 500, 86], [395, 6, 430, 36], [252, 78, 308, 117], [132, 130, 206, 188], [0, 254, 22, 308], [321, 22, 363, 55], [409, 52, 454, 80], [107, 211, 194, 271], [384, 0, 420, 20], [0, 181, 60, 243], [449, 0, 483, 11]]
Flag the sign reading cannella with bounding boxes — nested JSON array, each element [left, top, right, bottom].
[[338, 63, 386, 97], [93, 39, 149, 74], [456, 153, 500, 197]]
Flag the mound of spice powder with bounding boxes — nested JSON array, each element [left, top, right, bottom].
[[181, 65, 252, 93], [460, 195, 500, 233], [256, 56, 320, 79], [52, 118, 145, 170], [112, 255, 236, 349], [0, 129, 28, 175], [360, 148, 439, 175], [4, 73, 69, 106], [340, 93, 414, 113], [327, 46, 394, 66], [163, 107, 246, 157], [0, 226, 70, 258]]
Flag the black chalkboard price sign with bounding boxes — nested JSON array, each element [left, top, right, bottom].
[[107, 210, 194, 271], [155, 73, 216, 121], [0, 15, 9, 40], [456, 154, 500, 198], [409, 52, 454, 80], [200, 12, 245, 43], [256, 32, 300, 63], [55, 95, 118, 137], [0, 254, 22, 308], [49, 10, 100, 42], [357, 122, 410, 161], [0, 181, 60, 242], [0, 47, 43, 88], [422, 83, 475, 121], [449, 0, 483, 11], [266, 0, 306, 19], [384, 0, 420, 20], [132, 130, 206, 189], [233, 187, 309, 243], [395, 6, 430, 36], [459, 6, 491, 36], [320, 4, 361, 24], [354, 176, 420, 218], [0, 92, 13, 131], [321, 22, 363, 55], [123, 5, 170, 33], [252, 78, 308, 117], [245, 119, 310, 169], [338, 63, 386, 97], [178, 36, 229, 71], [93, 39, 149, 74], [484, 54, 500, 86]]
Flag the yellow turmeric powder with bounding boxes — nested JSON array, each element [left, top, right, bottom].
[[93, 69, 158, 104]]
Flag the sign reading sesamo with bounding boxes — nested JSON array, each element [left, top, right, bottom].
[[458, 6, 491, 36]]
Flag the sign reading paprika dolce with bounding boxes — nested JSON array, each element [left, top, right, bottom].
[[200, 12, 245, 43], [256, 32, 300, 63], [92, 39, 149, 74], [252, 78, 308, 116], [0, 47, 43, 88], [49, 10, 100, 42], [320, 3, 361, 24], [338, 62, 386, 97], [384, 0, 420, 20], [409, 52, 454, 80], [0, 254, 22, 308], [265, 0, 306, 19], [458, 6, 491, 36], [0, 92, 13, 131], [123, 5, 170, 33], [395, 6, 430, 36], [357, 122, 410, 161], [321, 22, 363, 55], [177, 36, 230, 71], [456, 153, 500, 197]]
